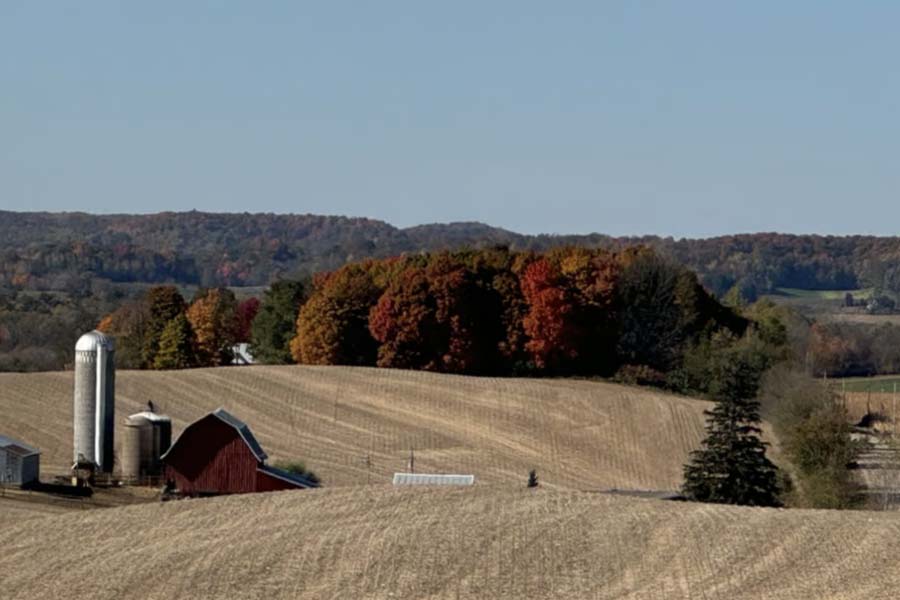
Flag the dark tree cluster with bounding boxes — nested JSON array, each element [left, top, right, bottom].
[[0, 287, 124, 371], [807, 321, 900, 377]]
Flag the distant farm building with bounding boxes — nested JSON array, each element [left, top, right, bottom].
[[393, 473, 475, 486], [162, 408, 316, 496], [231, 343, 254, 365], [0, 434, 40, 487]]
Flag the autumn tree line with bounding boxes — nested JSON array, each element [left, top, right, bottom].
[[100, 246, 769, 392]]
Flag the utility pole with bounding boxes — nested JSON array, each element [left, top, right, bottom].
[[408, 448, 415, 474], [867, 387, 872, 418], [893, 382, 897, 440], [333, 382, 340, 422]]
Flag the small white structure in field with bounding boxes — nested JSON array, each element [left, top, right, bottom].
[[0, 434, 40, 487], [392, 473, 475, 486]]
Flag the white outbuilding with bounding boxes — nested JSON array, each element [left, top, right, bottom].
[[392, 473, 475, 486], [0, 434, 40, 487]]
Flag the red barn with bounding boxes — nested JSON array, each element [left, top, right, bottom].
[[162, 408, 315, 496]]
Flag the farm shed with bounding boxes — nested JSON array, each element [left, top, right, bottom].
[[0, 434, 40, 487], [393, 473, 475, 486], [162, 408, 315, 496]]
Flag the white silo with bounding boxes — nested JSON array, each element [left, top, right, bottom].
[[73, 330, 116, 473]]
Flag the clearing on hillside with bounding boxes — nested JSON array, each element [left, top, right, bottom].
[[0, 365, 710, 491]]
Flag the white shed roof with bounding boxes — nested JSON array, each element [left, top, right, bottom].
[[392, 473, 475, 486]]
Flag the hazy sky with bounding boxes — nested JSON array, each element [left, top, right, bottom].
[[2, 2, 899, 237]]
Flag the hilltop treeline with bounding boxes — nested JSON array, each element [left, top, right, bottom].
[[289, 247, 748, 385], [98, 247, 761, 395], [4, 211, 900, 297]]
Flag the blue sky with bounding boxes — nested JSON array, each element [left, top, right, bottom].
[[2, 2, 898, 237]]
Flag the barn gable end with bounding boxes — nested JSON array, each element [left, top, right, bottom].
[[162, 408, 312, 496]]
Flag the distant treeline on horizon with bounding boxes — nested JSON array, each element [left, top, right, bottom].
[[2, 210, 900, 299]]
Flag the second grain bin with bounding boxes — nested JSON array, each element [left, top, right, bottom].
[[121, 411, 172, 484]]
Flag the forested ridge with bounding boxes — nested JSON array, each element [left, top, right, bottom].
[[3, 210, 900, 296]]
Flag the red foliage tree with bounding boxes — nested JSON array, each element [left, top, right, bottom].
[[368, 253, 507, 374], [519, 257, 580, 371], [369, 266, 439, 370], [518, 248, 621, 374], [235, 297, 261, 343]]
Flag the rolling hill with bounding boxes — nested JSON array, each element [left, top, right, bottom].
[[3, 485, 900, 599], [3, 366, 896, 599], [0, 365, 711, 491]]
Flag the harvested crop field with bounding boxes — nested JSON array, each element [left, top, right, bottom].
[[840, 391, 899, 425], [3, 485, 900, 600], [0, 491, 72, 525], [0, 365, 711, 491], [824, 312, 900, 326]]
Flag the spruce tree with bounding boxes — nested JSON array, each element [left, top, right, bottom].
[[250, 279, 308, 364], [153, 314, 197, 370], [682, 338, 781, 507]]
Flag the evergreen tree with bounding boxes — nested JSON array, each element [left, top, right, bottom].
[[153, 314, 197, 370], [250, 280, 307, 364], [682, 338, 782, 507], [142, 286, 187, 368]]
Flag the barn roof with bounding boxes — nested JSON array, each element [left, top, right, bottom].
[[161, 408, 268, 462], [0, 434, 39, 457], [257, 464, 317, 488]]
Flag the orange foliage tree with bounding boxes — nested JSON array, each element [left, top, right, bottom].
[[290, 263, 383, 365], [186, 288, 239, 367]]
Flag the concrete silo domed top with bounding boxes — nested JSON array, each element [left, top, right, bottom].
[[75, 330, 115, 352]]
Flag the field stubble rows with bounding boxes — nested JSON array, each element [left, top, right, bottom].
[[0, 365, 711, 491], [4, 486, 900, 599]]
